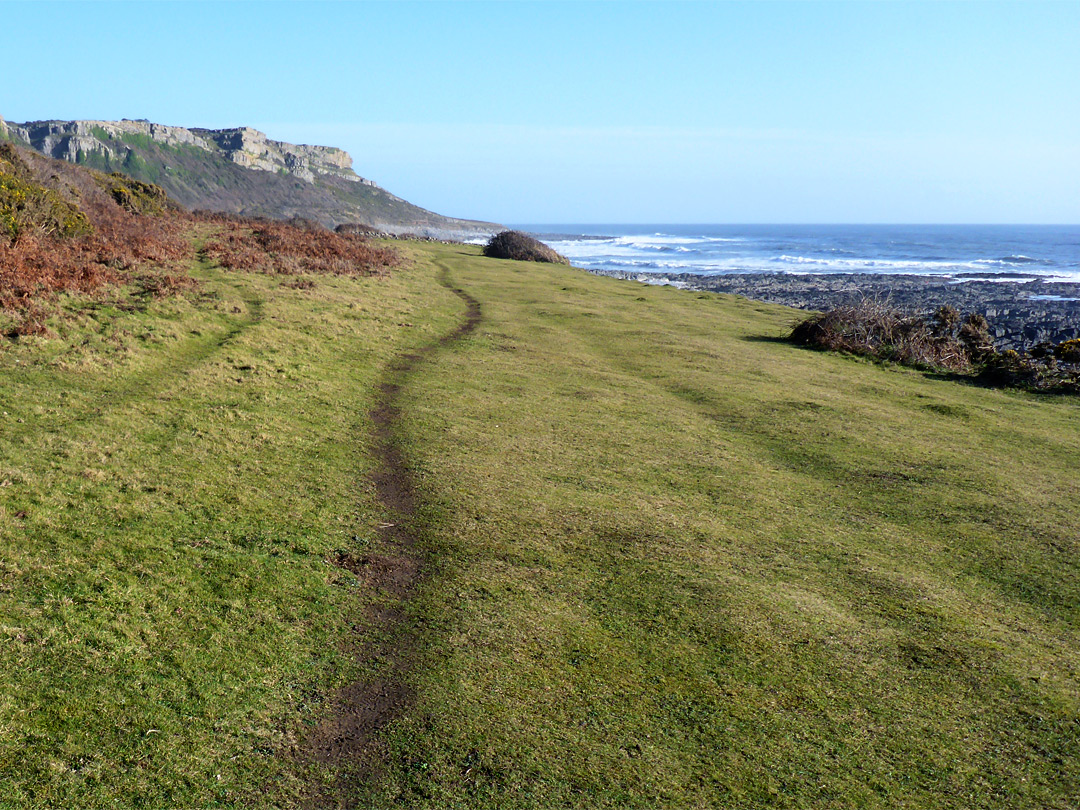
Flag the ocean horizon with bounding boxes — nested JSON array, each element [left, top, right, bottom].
[[514, 224, 1080, 286]]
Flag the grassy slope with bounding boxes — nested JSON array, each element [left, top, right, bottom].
[[376, 244, 1078, 809], [0, 240, 461, 806], [1, 241, 1077, 807]]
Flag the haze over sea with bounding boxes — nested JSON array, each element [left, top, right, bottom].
[[521, 225, 1080, 288]]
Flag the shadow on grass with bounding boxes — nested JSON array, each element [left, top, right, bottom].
[[741, 334, 795, 345]]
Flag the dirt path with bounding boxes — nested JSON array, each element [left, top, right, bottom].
[[303, 262, 481, 807]]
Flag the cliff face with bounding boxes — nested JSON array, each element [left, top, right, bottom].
[[195, 126, 370, 185], [2, 117, 500, 237], [4, 119, 376, 187]]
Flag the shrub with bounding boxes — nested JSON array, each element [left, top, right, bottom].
[[335, 222, 382, 236], [790, 298, 1080, 394], [788, 298, 972, 371], [0, 144, 93, 242], [1054, 338, 1080, 364], [94, 172, 171, 216], [199, 214, 403, 277], [483, 230, 568, 264]]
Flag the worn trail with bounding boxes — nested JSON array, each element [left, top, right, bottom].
[[304, 262, 481, 806]]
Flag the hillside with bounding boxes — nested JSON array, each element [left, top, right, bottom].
[[0, 223, 1077, 807], [0, 116, 500, 238]]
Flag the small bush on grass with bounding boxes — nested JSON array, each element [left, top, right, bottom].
[[483, 230, 568, 264], [789, 299, 977, 371], [790, 298, 1080, 393], [334, 222, 382, 236]]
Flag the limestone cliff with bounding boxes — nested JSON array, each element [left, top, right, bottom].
[[3, 117, 499, 237], [4, 119, 377, 187]]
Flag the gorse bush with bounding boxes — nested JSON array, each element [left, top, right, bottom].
[[95, 172, 171, 216], [0, 144, 93, 242], [790, 298, 1080, 393], [789, 298, 987, 371], [483, 230, 568, 264]]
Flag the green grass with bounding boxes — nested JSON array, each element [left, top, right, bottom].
[[372, 245, 1079, 809], [0, 241, 462, 806], [1, 240, 1077, 808]]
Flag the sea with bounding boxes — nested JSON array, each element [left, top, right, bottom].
[[512, 224, 1080, 288]]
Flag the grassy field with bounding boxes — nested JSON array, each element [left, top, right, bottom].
[[0, 241, 462, 806], [1, 240, 1078, 807]]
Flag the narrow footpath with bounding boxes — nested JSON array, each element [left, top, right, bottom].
[[304, 262, 481, 807]]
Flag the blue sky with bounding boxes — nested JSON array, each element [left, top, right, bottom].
[[5, 1, 1078, 223]]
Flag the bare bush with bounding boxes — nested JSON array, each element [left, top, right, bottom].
[[790, 298, 1080, 393], [483, 230, 568, 264], [789, 298, 973, 371], [199, 215, 403, 277]]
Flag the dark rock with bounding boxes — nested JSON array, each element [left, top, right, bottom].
[[591, 269, 1080, 352]]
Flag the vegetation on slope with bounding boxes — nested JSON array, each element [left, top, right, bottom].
[[791, 298, 1080, 393], [0, 144, 191, 336], [0, 146, 403, 339], [0, 144, 92, 242]]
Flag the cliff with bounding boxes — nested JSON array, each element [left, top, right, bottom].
[[1, 117, 500, 238]]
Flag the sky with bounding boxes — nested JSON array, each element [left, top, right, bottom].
[[4, 1, 1079, 224]]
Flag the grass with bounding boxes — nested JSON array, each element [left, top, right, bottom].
[[0, 241, 461, 806], [374, 245, 1079, 809], [1, 239, 1078, 807]]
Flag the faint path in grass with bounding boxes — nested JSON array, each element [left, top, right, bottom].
[[1, 255, 263, 447], [304, 259, 481, 806]]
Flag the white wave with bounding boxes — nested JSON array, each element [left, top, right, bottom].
[[948, 276, 1041, 285], [634, 275, 689, 288], [536, 231, 1080, 283], [973, 256, 1043, 268]]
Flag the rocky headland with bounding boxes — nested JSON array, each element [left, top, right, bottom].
[[0, 115, 501, 238], [594, 269, 1080, 351]]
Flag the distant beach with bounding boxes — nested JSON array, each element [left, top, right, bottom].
[[524, 225, 1080, 349]]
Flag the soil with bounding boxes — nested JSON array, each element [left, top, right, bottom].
[[301, 264, 481, 807]]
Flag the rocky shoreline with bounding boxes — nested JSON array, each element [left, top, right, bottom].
[[590, 269, 1080, 351]]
